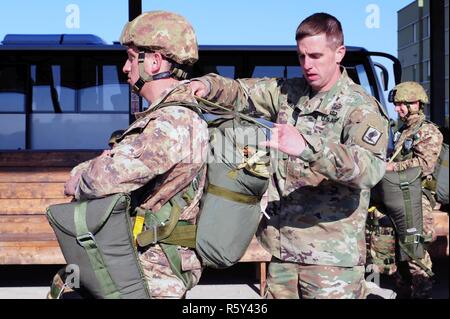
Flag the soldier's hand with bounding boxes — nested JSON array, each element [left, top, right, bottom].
[[385, 162, 395, 172], [64, 172, 82, 196], [260, 123, 306, 157], [189, 80, 209, 98]]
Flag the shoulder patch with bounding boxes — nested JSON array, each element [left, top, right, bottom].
[[362, 126, 383, 146]]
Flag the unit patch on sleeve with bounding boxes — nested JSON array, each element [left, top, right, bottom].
[[362, 126, 382, 146]]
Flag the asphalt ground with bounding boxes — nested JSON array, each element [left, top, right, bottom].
[[0, 258, 447, 299]]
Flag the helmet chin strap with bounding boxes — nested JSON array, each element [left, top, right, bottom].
[[132, 51, 188, 93]]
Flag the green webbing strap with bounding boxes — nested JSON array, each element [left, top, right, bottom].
[[387, 215, 434, 277], [160, 223, 197, 248], [398, 241, 434, 277], [422, 188, 437, 210], [74, 201, 121, 299], [160, 243, 193, 290], [136, 195, 184, 247], [207, 183, 260, 205], [195, 96, 273, 130], [398, 171, 413, 231]]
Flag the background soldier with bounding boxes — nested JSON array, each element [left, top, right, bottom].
[[56, 11, 209, 299], [386, 81, 443, 298], [190, 13, 389, 299], [108, 129, 125, 149]]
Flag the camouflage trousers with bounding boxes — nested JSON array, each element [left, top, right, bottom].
[[265, 258, 367, 299], [139, 244, 203, 299], [394, 195, 435, 299]]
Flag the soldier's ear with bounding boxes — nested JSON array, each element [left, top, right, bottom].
[[335, 45, 346, 64]]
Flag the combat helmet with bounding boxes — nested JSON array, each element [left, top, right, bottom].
[[388, 81, 429, 105], [119, 11, 198, 92]]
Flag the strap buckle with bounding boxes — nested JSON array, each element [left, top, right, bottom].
[[399, 181, 410, 190], [413, 234, 423, 244], [76, 232, 95, 246]]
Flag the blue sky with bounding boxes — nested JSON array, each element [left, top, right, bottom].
[[0, 0, 415, 118], [1, 0, 412, 53]]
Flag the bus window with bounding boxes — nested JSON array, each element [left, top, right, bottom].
[[287, 66, 302, 78], [0, 64, 26, 150], [0, 64, 26, 112], [80, 59, 129, 112], [252, 65, 302, 79], [252, 66, 285, 78], [215, 66, 235, 78], [31, 64, 76, 112], [30, 113, 129, 150], [356, 64, 375, 96]]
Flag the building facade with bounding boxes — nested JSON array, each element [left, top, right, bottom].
[[398, 0, 449, 127]]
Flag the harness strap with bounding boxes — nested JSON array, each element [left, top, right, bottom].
[[136, 194, 184, 247], [74, 201, 121, 299], [207, 183, 260, 205], [160, 243, 193, 290], [399, 170, 414, 231]]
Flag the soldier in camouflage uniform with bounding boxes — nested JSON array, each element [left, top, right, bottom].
[[190, 13, 389, 299], [54, 11, 209, 299], [386, 81, 443, 298]]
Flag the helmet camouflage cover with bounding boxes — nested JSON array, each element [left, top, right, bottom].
[[390, 81, 429, 104], [119, 10, 198, 66]]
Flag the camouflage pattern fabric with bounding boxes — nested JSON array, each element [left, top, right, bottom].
[[392, 81, 429, 104], [365, 207, 397, 275], [46, 267, 75, 299], [392, 113, 443, 176], [120, 11, 198, 66], [69, 82, 209, 298], [265, 258, 367, 299], [139, 245, 202, 299]]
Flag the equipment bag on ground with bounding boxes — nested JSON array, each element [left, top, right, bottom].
[[46, 193, 150, 299]]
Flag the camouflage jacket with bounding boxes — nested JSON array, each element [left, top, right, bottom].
[[201, 68, 389, 267], [392, 113, 443, 176], [72, 82, 209, 223]]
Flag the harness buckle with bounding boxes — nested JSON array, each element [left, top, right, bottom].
[[76, 232, 95, 246], [399, 182, 410, 190]]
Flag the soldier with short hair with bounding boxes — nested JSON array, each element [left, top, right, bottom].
[[51, 11, 209, 299], [190, 12, 389, 299], [386, 81, 443, 299]]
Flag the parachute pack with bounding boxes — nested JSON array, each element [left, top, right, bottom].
[[367, 119, 445, 277], [46, 99, 272, 298]]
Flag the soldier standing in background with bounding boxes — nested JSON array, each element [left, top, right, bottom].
[[190, 12, 389, 299], [50, 11, 209, 299], [386, 81, 443, 298]]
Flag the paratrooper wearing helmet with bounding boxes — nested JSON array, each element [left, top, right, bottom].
[[49, 11, 209, 299], [119, 11, 198, 93], [385, 81, 443, 298]]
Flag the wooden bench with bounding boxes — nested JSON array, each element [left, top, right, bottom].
[[0, 151, 99, 264], [0, 150, 272, 295], [0, 150, 447, 298]]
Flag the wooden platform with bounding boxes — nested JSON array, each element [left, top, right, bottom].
[[0, 151, 98, 265], [0, 150, 447, 297]]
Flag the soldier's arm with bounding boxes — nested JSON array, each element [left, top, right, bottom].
[[392, 125, 443, 175], [297, 106, 389, 189], [197, 73, 283, 121], [74, 110, 201, 200]]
